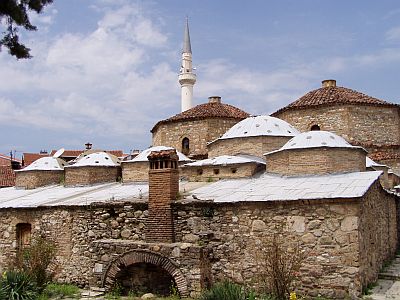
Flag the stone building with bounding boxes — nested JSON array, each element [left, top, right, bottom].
[[122, 146, 191, 182], [151, 96, 249, 159], [208, 115, 300, 158], [272, 79, 400, 172]]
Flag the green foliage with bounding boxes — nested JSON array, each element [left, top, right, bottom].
[[16, 236, 57, 291], [105, 282, 123, 299], [41, 283, 80, 299], [0, 0, 54, 59], [0, 270, 38, 300], [199, 280, 249, 300]]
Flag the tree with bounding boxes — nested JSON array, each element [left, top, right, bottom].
[[0, 0, 53, 59]]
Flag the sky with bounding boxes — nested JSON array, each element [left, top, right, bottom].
[[1, 0, 400, 158]]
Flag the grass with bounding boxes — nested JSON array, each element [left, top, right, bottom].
[[39, 283, 80, 299]]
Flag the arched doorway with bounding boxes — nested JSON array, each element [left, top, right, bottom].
[[102, 250, 188, 297]]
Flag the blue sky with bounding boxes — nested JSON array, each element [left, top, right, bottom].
[[1, 0, 400, 157]]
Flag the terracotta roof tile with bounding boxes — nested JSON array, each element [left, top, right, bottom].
[[0, 166, 15, 187], [369, 151, 400, 161], [23, 153, 49, 166], [273, 86, 398, 115], [151, 102, 249, 132]]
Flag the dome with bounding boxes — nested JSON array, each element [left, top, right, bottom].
[[183, 155, 265, 167], [128, 146, 191, 162], [217, 115, 300, 140], [273, 80, 397, 115], [69, 152, 120, 167], [21, 157, 67, 171], [273, 131, 364, 153]]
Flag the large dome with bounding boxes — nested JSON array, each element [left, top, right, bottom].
[[218, 115, 300, 140], [69, 152, 120, 167], [276, 131, 363, 152]]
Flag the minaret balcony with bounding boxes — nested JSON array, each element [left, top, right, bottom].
[[178, 73, 197, 85]]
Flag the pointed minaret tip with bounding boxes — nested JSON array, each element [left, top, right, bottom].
[[183, 17, 192, 54]]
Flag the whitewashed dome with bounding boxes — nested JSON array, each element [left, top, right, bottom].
[[217, 115, 300, 140], [277, 131, 363, 152], [184, 155, 265, 167], [70, 152, 120, 167], [127, 146, 191, 162], [21, 157, 67, 171]]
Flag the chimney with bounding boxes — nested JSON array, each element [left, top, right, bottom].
[[85, 142, 92, 150], [145, 149, 179, 243], [208, 96, 221, 104], [322, 79, 336, 88]]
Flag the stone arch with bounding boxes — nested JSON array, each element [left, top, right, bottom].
[[102, 249, 188, 297]]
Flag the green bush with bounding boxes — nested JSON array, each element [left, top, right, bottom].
[[41, 283, 80, 298], [0, 270, 38, 300], [17, 236, 57, 291], [199, 280, 248, 300]]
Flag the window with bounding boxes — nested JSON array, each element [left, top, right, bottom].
[[182, 137, 190, 155], [213, 169, 220, 175], [310, 124, 320, 131], [197, 169, 203, 175], [231, 168, 237, 174], [16, 223, 31, 250]]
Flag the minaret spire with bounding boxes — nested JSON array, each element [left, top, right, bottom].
[[179, 17, 196, 112]]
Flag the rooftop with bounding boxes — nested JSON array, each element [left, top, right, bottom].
[[266, 131, 365, 155], [0, 166, 15, 188], [68, 152, 121, 168], [183, 155, 265, 167], [124, 146, 191, 163], [151, 97, 249, 132], [273, 80, 397, 115], [211, 115, 299, 143], [18, 157, 67, 171]]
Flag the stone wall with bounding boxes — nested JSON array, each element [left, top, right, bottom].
[[274, 105, 400, 147], [358, 182, 398, 287], [208, 136, 291, 158], [15, 170, 63, 189], [152, 118, 240, 158], [64, 166, 121, 186], [122, 162, 149, 182], [266, 148, 366, 176], [181, 163, 263, 182]]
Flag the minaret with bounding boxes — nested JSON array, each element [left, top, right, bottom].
[[178, 18, 196, 112]]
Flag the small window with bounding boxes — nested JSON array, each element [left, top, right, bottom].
[[213, 169, 220, 175], [182, 137, 190, 155], [311, 124, 320, 131], [16, 223, 31, 251], [231, 168, 237, 174], [197, 169, 203, 175]]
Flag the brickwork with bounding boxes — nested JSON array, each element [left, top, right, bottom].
[[182, 163, 263, 181], [146, 150, 179, 243], [122, 162, 149, 182], [152, 118, 241, 158], [266, 148, 366, 176], [208, 136, 291, 158], [64, 166, 121, 186], [15, 170, 63, 189]]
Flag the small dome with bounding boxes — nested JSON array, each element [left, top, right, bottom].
[[218, 115, 300, 140], [21, 157, 67, 171], [128, 146, 191, 162], [184, 155, 265, 167], [70, 152, 120, 167], [277, 131, 362, 152]]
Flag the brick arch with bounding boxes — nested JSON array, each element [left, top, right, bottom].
[[102, 249, 188, 297]]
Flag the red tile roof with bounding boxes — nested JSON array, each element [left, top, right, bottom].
[[151, 102, 249, 132], [0, 166, 15, 187], [369, 151, 400, 161], [273, 85, 398, 115], [0, 154, 22, 166]]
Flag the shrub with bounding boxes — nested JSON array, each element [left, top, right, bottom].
[[0, 270, 38, 300], [199, 280, 248, 300], [16, 236, 57, 291]]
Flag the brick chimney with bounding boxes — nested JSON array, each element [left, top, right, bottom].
[[145, 149, 179, 243]]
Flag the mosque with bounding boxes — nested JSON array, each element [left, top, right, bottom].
[[0, 20, 399, 299]]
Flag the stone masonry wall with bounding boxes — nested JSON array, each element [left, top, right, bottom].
[[266, 148, 366, 176], [358, 181, 398, 287], [65, 166, 121, 186], [152, 118, 240, 158], [275, 105, 400, 147], [122, 162, 149, 182], [173, 187, 397, 299], [15, 170, 63, 189], [208, 136, 291, 158], [181, 163, 263, 182]]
